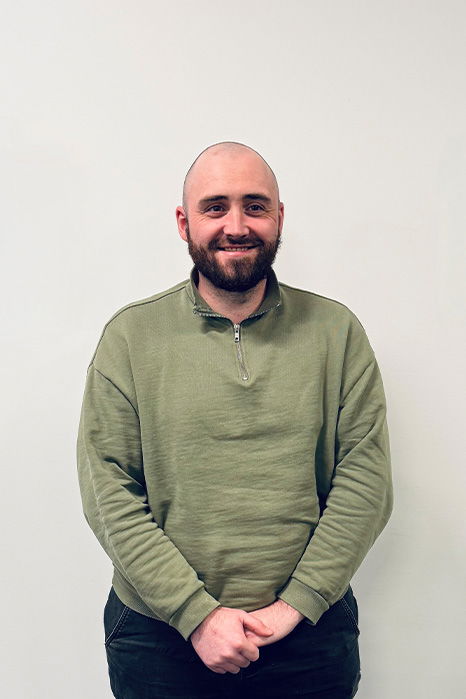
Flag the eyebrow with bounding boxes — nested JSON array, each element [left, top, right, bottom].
[[198, 193, 273, 208]]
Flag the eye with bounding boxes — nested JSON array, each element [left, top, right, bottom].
[[206, 204, 225, 214], [246, 203, 265, 214]]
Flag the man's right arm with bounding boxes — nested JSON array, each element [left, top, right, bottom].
[[77, 360, 271, 669], [77, 362, 220, 640]]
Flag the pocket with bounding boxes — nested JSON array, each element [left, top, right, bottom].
[[339, 588, 360, 636], [301, 587, 360, 639], [104, 587, 131, 647]]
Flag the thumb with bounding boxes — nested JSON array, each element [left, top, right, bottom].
[[242, 613, 273, 636]]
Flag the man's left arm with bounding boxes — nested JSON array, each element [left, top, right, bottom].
[[248, 316, 393, 645]]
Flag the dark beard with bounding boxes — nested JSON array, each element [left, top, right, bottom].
[[186, 225, 281, 292]]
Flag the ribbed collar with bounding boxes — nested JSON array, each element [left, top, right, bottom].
[[185, 267, 282, 319]]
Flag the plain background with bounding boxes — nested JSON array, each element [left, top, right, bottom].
[[1, 1, 465, 697]]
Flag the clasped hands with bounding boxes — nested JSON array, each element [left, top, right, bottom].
[[190, 600, 304, 674]]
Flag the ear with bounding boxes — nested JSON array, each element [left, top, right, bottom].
[[176, 206, 188, 242], [278, 202, 284, 235]]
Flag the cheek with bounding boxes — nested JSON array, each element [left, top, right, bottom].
[[189, 217, 221, 239], [257, 219, 280, 239]]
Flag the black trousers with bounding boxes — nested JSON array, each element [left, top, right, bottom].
[[104, 587, 361, 698]]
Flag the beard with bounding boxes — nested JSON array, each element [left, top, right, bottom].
[[186, 224, 281, 293]]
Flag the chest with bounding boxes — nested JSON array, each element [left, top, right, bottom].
[[134, 317, 334, 445]]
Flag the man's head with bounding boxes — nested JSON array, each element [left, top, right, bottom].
[[176, 142, 284, 293]]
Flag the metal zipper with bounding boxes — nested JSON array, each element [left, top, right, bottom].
[[231, 302, 279, 382], [194, 303, 280, 383], [233, 323, 249, 381]]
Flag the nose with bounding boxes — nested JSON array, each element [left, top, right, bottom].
[[223, 206, 249, 237]]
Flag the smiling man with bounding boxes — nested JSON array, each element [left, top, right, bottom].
[[178, 143, 283, 303], [77, 142, 393, 698]]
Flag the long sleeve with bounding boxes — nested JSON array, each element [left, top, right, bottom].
[[278, 317, 393, 624], [77, 362, 220, 640]]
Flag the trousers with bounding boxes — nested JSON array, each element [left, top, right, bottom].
[[104, 586, 361, 698]]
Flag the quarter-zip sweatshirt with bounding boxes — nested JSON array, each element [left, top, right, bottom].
[[77, 269, 392, 641]]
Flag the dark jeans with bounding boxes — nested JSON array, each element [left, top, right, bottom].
[[104, 587, 361, 698]]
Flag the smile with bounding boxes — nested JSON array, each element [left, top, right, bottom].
[[217, 246, 257, 252]]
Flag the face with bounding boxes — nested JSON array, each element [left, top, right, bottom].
[[176, 149, 284, 292]]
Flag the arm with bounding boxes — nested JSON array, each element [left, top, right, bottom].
[[77, 362, 220, 640], [77, 361, 271, 670], [276, 317, 393, 625]]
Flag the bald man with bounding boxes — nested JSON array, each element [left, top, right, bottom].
[[77, 142, 392, 698]]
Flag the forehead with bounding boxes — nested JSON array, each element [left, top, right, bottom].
[[187, 149, 277, 203]]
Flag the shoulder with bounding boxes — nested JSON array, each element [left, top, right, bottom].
[[278, 280, 364, 328], [89, 279, 189, 366], [104, 279, 189, 328], [277, 280, 373, 360]]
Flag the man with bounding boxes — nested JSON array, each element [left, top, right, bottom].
[[77, 142, 392, 698]]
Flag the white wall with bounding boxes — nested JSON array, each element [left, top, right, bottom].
[[1, 1, 464, 697]]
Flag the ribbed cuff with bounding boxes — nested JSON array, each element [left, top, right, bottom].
[[278, 577, 329, 625], [169, 588, 221, 641]]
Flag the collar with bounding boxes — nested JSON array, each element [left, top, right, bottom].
[[185, 267, 282, 320]]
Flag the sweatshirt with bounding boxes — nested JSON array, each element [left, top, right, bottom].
[[77, 269, 392, 641]]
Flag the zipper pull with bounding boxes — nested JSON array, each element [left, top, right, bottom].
[[233, 323, 240, 342]]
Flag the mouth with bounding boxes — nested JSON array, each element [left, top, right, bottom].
[[216, 245, 258, 254]]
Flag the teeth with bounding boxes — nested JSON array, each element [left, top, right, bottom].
[[221, 247, 253, 251]]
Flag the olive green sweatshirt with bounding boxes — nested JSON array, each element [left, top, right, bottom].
[[77, 269, 392, 641]]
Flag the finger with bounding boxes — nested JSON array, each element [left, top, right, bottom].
[[241, 640, 260, 662], [222, 662, 241, 674], [243, 614, 273, 636], [245, 634, 268, 649], [221, 651, 251, 669]]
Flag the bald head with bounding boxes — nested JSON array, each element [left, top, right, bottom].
[[182, 141, 279, 212]]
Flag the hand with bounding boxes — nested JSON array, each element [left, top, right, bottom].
[[245, 600, 305, 647], [190, 606, 273, 674]]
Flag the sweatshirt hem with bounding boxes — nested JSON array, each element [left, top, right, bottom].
[[112, 569, 165, 620]]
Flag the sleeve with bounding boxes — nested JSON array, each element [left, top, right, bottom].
[[77, 362, 220, 640], [278, 316, 393, 624]]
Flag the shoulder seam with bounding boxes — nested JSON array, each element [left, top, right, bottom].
[[278, 282, 352, 313], [89, 282, 188, 366], [104, 283, 188, 327], [90, 364, 139, 417]]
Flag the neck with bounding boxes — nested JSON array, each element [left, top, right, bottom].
[[197, 273, 267, 324]]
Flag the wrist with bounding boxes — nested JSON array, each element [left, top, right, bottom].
[[276, 599, 305, 623]]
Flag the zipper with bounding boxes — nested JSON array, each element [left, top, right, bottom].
[[194, 303, 281, 384], [233, 323, 249, 381], [230, 302, 280, 383]]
